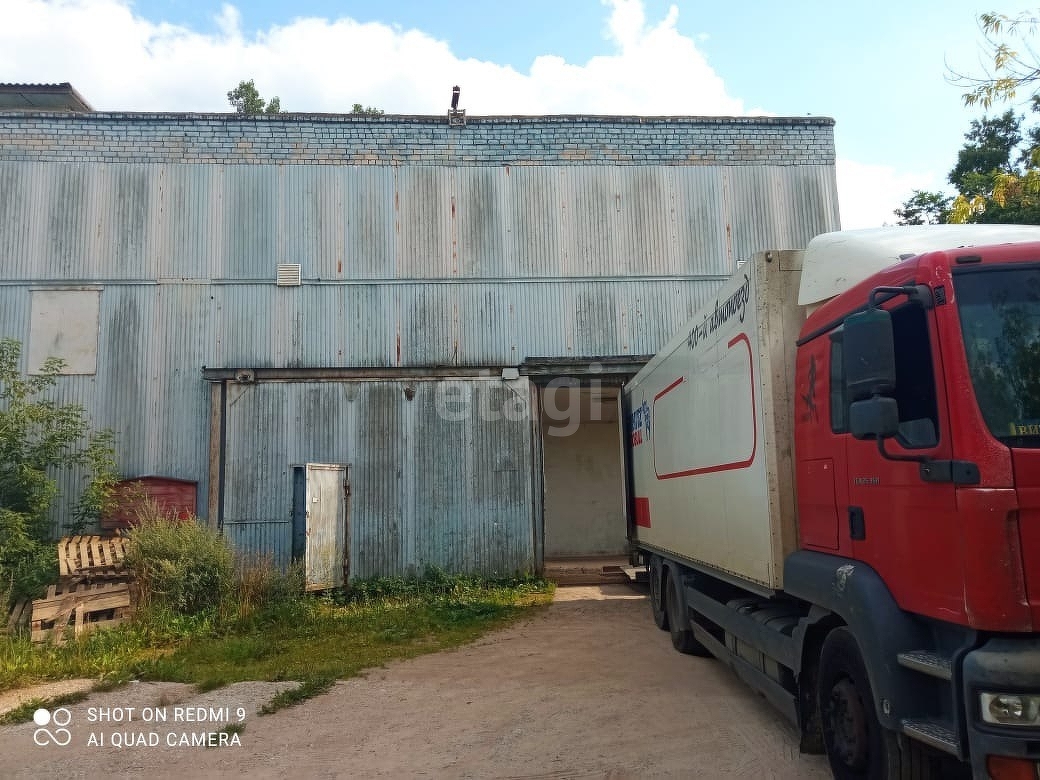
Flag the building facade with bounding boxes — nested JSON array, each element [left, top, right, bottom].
[[0, 109, 840, 578]]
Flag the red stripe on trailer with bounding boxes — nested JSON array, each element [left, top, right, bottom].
[[654, 376, 684, 400], [653, 332, 758, 480]]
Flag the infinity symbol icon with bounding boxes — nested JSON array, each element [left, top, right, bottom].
[[33, 708, 72, 746]]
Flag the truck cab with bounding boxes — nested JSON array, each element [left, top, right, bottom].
[[627, 226, 1040, 780], [792, 227, 1040, 778]]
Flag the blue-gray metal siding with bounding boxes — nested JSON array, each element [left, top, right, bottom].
[[221, 379, 535, 577], [0, 114, 840, 569]]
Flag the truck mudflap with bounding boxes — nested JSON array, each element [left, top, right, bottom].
[[783, 550, 967, 735], [961, 638, 1040, 777]]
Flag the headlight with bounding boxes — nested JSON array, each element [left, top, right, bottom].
[[980, 693, 1040, 727]]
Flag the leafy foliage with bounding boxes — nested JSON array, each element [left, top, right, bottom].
[[946, 111, 1040, 224], [894, 190, 953, 225], [948, 12, 1040, 109], [351, 103, 384, 115], [227, 79, 282, 114], [896, 111, 1040, 225], [123, 508, 236, 616], [0, 339, 117, 607]]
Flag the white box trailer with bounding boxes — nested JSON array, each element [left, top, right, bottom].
[[624, 250, 804, 591]]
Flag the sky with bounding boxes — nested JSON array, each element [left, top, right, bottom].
[[0, 0, 1018, 229]]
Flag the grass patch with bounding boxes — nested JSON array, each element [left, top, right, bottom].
[[0, 570, 554, 705], [259, 676, 335, 715], [0, 690, 89, 725]]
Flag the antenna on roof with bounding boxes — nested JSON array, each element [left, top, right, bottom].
[[448, 85, 465, 128]]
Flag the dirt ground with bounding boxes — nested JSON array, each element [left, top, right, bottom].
[[0, 584, 830, 779]]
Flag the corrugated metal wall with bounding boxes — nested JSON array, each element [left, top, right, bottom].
[[220, 379, 535, 576], [0, 135, 839, 569], [0, 162, 837, 282]]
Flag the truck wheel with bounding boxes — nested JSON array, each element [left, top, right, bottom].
[[818, 627, 900, 780], [665, 569, 711, 656], [649, 556, 668, 630]]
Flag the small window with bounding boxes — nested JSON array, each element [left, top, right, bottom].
[[832, 304, 940, 448], [28, 289, 100, 375], [890, 304, 940, 449], [829, 333, 847, 434]]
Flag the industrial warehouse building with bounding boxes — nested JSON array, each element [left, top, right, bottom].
[[0, 85, 840, 583]]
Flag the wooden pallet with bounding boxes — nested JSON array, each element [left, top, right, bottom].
[[57, 535, 128, 579], [4, 598, 31, 634], [31, 581, 132, 644]]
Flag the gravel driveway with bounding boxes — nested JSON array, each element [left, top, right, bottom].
[[0, 584, 830, 779]]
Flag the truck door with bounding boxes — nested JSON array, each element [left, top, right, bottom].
[[839, 302, 961, 620]]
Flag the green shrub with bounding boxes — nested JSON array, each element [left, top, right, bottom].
[[124, 507, 235, 616], [0, 339, 117, 609]]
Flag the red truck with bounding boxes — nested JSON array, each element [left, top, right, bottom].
[[624, 226, 1040, 779]]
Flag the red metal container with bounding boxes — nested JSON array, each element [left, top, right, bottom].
[[101, 476, 198, 530]]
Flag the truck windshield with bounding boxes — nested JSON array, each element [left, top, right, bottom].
[[955, 264, 1040, 447]]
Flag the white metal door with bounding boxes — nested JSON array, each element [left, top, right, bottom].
[[304, 463, 348, 590]]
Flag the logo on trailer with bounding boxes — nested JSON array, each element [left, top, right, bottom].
[[629, 400, 651, 446], [686, 274, 751, 350]]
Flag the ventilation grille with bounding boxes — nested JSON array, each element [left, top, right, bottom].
[[276, 264, 302, 286]]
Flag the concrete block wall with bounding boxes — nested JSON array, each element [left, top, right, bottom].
[[0, 113, 835, 167]]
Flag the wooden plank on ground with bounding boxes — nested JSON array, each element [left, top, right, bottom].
[[54, 535, 129, 578], [31, 583, 131, 622], [5, 599, 29, 632]]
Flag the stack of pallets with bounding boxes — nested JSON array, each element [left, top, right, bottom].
[[25, 535, 134, 644]]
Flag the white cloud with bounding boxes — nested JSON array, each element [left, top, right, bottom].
[[3, 0, 915, 229], [836, 160, 946, 230], [2, 0, 742, 114]]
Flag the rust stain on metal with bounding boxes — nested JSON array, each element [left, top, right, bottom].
[[337, 259, 342, 274], [395, 333, 401, 365], [451, 194, 458, 274]]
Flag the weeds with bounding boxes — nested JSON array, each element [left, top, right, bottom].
[[0, 568, 554, 705], [259, 676, 335, 715], [123, 508, 235, 615], [0, 691, 89, 725]]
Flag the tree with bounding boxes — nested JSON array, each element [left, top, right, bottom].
[[894, 190, 953, 225], [949, 12, 1040, 109], [227, 79, 282, 114], [0, 339, 118, 607], [945, 111, 1040, 224], [351, 103, 384, 115], [949, 110, 1021, 193]]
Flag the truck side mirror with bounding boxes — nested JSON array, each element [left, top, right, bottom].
[[849, 396, 899, 440], [843, 308, 896, 401]]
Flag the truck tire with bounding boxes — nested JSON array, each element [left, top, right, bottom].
[[818, 627, 900, 780], [649, 555, 668, 630], [665, 569, 711, 656]]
